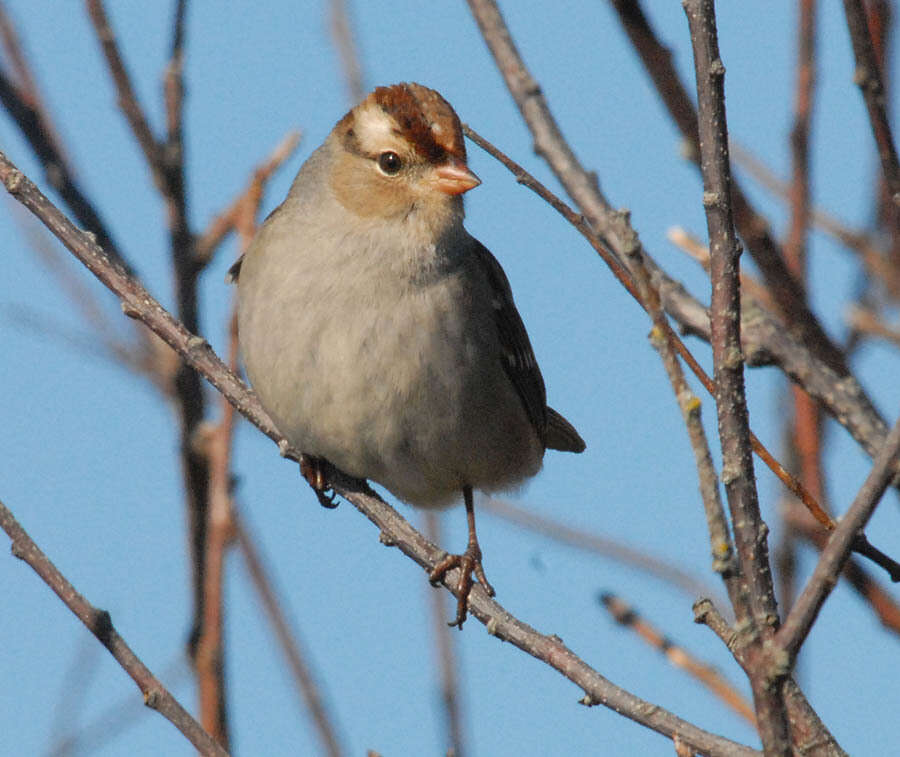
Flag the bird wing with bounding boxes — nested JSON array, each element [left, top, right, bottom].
[[471, 239, 549, 445]]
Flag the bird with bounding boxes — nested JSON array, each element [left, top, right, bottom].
[[231, 82, 584, 628]]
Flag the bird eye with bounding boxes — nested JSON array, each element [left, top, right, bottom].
[[377, 151, 402, 175]]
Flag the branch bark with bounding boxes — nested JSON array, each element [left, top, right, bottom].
[[682, 1, 787, 752], [0, 497, 227, 757]]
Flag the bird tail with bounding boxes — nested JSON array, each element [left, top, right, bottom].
[[545, 407, 586, 453]]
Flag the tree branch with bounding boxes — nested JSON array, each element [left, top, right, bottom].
[[776, 412, 900, 662], [0, 497, 227, 757], [683, 1, 788, 752]]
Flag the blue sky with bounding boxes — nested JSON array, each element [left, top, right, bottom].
[[2, 2, 899, 755]]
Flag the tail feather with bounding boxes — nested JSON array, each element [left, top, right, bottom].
[[545, 407, 586, 453]]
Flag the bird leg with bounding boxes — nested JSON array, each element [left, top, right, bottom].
[[429, 485, 495, 629], [299, 454, 339, 509]]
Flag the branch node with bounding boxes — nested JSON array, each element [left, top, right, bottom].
[[701, 190, 721, 208], [187, 334, 208, 351], [709, 58, 725, 77], [2, 165, 23, 193], [277, 439, 291, 457], [144, 686, 163, 709], [578, 693, 598, 707], [486, 616, 500, 636], [720, 462, 739, 485], [379, 530, 396, 547]]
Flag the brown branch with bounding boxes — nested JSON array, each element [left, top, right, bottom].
[[781, 0, 820, 618], [0, 59, 126, 270], [195, 130, 302, 267], [601, 594, 756, 727], [610, 0, 848, 379], [624, 241, 740, 611], [783, 500, 900, 638], [329, 0, 365, 104], [85, 0, 165, 190], [692, 600, 844, 756], [232, 513, 345, 757], [843, 0, 900, 210], [776, 412, 900, 662], [425, 513, 467, 757], [847, 305, 900, 349], [0, 150, 758, 757], [0, 497, 227, 757], [683, 2, 788, 753], [481, 496, 723, 603], [194, 309, 238, 749]]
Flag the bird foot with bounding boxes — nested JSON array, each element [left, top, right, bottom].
[[430, 542, 496, 629], [299, 454, 339, 509]]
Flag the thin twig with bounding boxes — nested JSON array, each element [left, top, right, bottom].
[[782, 0, 821, 618], [0, 498, 228, 757], [0, 59, 126, 268], [85, 0, 165, 190], [776, 412, 900, 662], [0, 150, 757, 757], [624, 244, 741, 611], [842, 0, 900, 211], [194, 130, 302, 267], [328, 0, 365, 104], [232, 513, 345, 757], [481, 496, 722, 603], [683, 2, 788, 752], [782, 500, 900, 638], [425, 513, 466, 757], [611, 0, 849, 378], [601, 593, 756, 727], [195, 309, 238, 749]]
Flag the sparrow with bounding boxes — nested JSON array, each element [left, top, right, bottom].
[[231, 83, 584, 627]]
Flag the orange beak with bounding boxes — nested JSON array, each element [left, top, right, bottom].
[[433, 158, 481, 195]]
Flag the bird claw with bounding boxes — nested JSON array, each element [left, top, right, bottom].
[[300, 454, 339, 509], [430, 543, 495, 629]]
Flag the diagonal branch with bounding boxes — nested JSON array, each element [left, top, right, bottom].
[[0, 497, 227, 757], [0, 63, 127, 269], [776, 413, 900, 662]]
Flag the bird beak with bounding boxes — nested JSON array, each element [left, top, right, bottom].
[[434, 158, 481, 195]]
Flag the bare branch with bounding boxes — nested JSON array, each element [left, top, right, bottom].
[[233, 513, 345, 757], [328, 0, 365, 104], [777, 412, 900, 662], [602, 593, 756, 727], [481, 496, 723, 603], [85, 0, 165, 191], [0, 497, 227, 757], [683, 1, 788, 751], [425, 513, 467, 757], [842, 0, 900, 210], [611, 0, 849, 378]]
